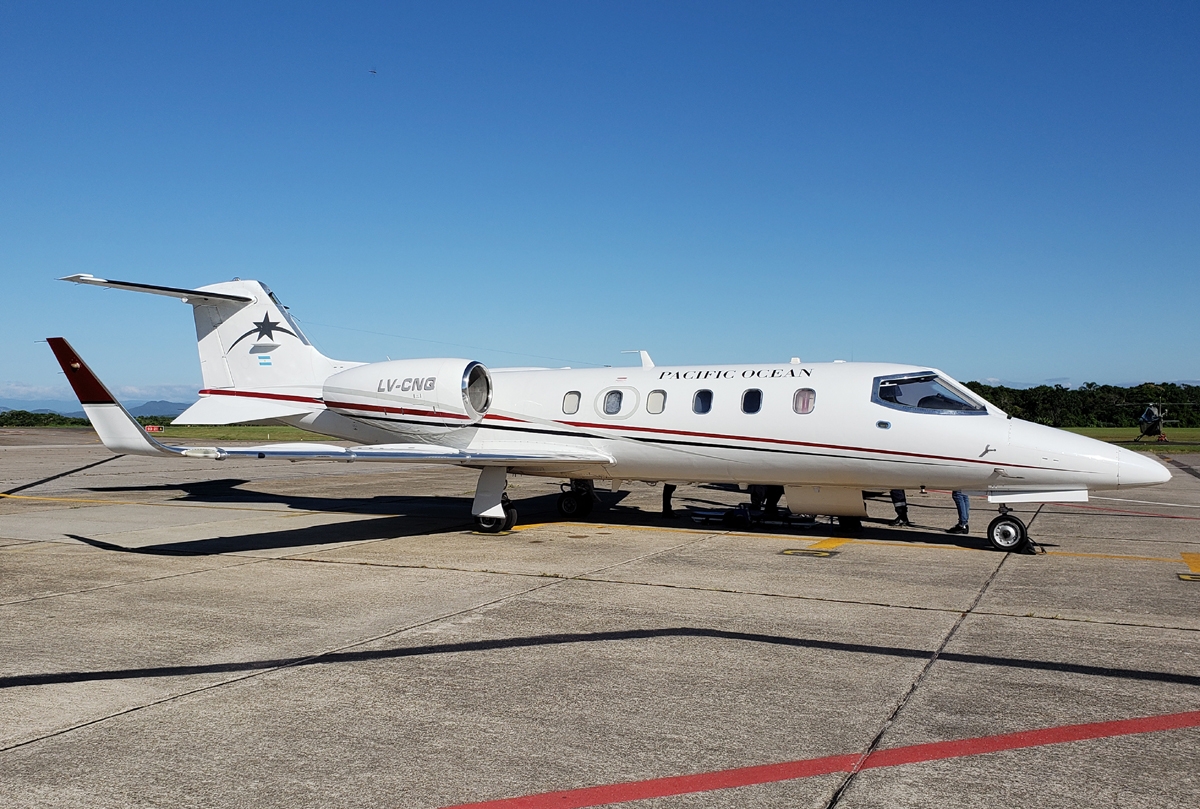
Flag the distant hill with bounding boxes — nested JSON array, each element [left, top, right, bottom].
[[0, 398, 195, 419], [127, 401, 192, 417]]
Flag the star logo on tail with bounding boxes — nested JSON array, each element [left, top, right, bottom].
[[228, 313, 299, 350]]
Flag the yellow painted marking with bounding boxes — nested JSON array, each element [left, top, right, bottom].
[[833, 538, 1179, 564], [1182, 553, 1200, 573], [808, 538, 851, 550], [520, 523, 1185, 564]]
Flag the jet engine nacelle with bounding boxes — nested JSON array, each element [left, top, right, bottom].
[[322, 358, 493, 426]]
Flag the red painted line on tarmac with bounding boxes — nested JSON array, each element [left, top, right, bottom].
[[439, 710, 1200, 809]]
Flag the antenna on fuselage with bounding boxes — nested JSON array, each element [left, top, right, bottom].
[[621, 350, 655, 368]]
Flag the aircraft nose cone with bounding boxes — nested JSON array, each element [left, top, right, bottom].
[[1117, 448, 1172, 488]]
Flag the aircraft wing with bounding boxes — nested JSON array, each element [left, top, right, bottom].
[[179, 443, 613, 465], [46, 337, 612, 468]]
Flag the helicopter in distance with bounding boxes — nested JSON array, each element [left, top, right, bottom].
[[1133, 401, 1200, 442]]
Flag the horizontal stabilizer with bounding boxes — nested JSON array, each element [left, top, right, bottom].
[[60, 274, 254, 306], [174, 395, 315, 425]]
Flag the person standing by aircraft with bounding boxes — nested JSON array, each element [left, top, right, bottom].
[[889, 490, 912, 527], [662, 483, 677, 518], [947, 490, 970, 534]]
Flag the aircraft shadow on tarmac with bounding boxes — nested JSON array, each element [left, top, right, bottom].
[[71, 478, 1016, 554], [2, 626, 1196, 691], [85, 478, 449, 516]]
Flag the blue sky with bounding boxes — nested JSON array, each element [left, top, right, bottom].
[[2, 1, 1197, 404]]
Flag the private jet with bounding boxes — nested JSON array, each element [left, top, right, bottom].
[[49, 275, 1171, 552]]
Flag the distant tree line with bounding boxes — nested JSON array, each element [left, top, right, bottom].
[[962, 382, 1200, 428], [0, 411, 177, 428], [0, 410, 90, 427]]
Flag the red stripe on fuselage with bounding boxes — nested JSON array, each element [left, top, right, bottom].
[[555, 419, 1053, 472], [196, 390, 1057, 472], [198, 388, 324, 405]]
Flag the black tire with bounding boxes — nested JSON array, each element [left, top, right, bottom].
[[474, 514, 506, 533], [987, 515, 1027, 552], [722, 507, 752, 530], [557, 491, 592, 519], [837, 516, 863, 534], [502, 504, 518, 531]]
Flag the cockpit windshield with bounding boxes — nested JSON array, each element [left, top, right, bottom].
[[873, 373, 987, 415]]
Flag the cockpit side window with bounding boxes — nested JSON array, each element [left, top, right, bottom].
[[872, 373, 987, 415]]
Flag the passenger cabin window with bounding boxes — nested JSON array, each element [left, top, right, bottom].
[[693, 390, 713, 414], [562, 391, 580, 415], [647, 390, 666, 414], [872, 373, 986, 414], [603, 390, 623, 415], [742, 389, 762, 414], [793, 388, 816, 414]]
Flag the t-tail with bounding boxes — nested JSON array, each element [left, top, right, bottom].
[[59, 275, 360, 424]]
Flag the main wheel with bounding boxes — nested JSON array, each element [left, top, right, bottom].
[[474, 514, 506, 533], [987, 515, 1027, 552], [557, 491, 593, 518], [837, 516, 863, 534], [503, 503, 519, 531]]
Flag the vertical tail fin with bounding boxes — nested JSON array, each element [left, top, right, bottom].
[[188, 279, 343, 397]]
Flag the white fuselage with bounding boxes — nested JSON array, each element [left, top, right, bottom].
[[280, 360, 1168, 497]]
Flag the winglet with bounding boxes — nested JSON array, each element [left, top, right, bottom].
[[47, 337, 119, 405], [46, 337, 176, 457]]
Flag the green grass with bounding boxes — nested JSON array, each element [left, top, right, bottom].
[[1064, 426, 1200, 451], [144, 424, 320, 441]]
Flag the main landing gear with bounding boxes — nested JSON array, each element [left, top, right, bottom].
[[556, 479, 595, 519], [987, 506, 1030, 553], [472, 466, 518, 533], [474, 494, 518, 533]]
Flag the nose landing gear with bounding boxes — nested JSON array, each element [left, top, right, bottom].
[[987, 505, 1030, 552]]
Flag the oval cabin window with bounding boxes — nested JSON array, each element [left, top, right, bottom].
[[793, 388, 816, 414], [647, 389, 666, 414], [742, 389, 762, 414], [604, 390, 623, 415], [693, 390, 713, 414], [563, 391, 581, 415]]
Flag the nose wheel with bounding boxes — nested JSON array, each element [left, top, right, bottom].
[[986, 512, 1028, 552]]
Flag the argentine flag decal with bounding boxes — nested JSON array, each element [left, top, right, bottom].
[[258, 355, 272, 367]]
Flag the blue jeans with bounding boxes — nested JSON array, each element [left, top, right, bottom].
[[952, 491, 970, 525]]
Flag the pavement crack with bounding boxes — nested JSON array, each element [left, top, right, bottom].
[[0, 575, 566, 755], [0, 558, 268, 607], [823, 552, 1010, 809]]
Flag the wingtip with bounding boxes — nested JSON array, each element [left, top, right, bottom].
[[45, 337, 117, 405]]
